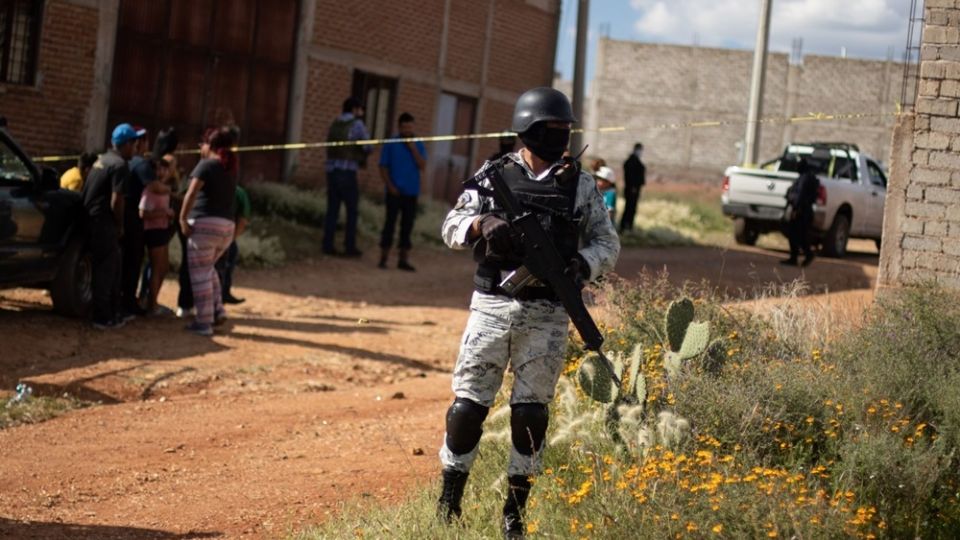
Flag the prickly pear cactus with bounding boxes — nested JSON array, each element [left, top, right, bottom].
[[679, 321, 710, 358], [662, 298, 711, 378], [665, 298, 695, 351], [701, 338, 728, 376], [577, 345, 646, 448], [664, 351, 682, 379], [574, 296, 715, 452], [633, 371, 647, 403], [577, 352, 619, 403]]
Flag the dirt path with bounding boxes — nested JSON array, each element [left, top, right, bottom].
[[0, 243, 879, 539]]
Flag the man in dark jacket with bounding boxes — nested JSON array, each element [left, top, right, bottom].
[[620, 142, 645, 233], [781, 155, 821, 267], [83, 124, 139, 329]]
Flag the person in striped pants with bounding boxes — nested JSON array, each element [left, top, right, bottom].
[[178, 127, 239, 336]]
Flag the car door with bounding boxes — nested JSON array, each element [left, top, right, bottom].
[[865, 160, 888, 238], [0, 135, 45, 282], [830, 152, 871, 237]]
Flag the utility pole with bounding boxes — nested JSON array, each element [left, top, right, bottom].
[[743, 0, 772, 167], [571, 0, 589, 155]]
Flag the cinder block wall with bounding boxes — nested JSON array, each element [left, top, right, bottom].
[[879, 1, 960, 290], [586, 39, 901, 179]]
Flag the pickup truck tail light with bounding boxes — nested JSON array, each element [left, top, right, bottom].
[[722, 175, 730, 193], [816, 185, 827, 206]]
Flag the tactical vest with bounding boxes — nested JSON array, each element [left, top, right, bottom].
[[326, 118, 367, 163], [473, 158, 581, 297]]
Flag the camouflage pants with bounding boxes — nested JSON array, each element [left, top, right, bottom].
[[440, 291, 569, 476]]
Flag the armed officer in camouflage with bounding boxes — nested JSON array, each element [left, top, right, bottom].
[[437, 87, 620, 538]]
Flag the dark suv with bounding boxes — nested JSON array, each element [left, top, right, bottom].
[[0, 117, 91, 316]]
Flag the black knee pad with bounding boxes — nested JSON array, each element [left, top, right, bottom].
[[445, 398, 489, 455], [511, 403, 549, 456]]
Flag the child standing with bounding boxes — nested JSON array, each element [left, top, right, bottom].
[[594, 165, 617, 225], [139, 156, 176, 314]]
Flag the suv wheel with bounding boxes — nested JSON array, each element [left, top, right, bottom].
[[822, 213, 850, 258], [733, 217, 759, 246], [51, 234, 92, 317]]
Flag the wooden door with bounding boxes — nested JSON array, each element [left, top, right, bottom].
[[108, 0, 298, 181]]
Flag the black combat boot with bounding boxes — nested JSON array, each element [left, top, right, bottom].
[[502, 475, 531, 539], [437, 468, 469, 523]]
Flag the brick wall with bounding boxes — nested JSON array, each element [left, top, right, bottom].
[[3, 0, 560, 191], [879, 1, 960, 290], [295, 0, 560, 193], [586, 39, 901, 180], [0, 0, 99, 158]]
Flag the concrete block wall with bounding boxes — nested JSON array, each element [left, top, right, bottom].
[[879, 1, 960, 290], [586, 39, 901, 180]]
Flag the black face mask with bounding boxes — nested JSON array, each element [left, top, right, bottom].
[[520, 125, 570, 163]]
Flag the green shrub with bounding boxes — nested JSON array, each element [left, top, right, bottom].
[[236, 233, 285, 267], [245, 181, 448, 250], [246, 182, 327, 225], [618, 196, 729, 248]]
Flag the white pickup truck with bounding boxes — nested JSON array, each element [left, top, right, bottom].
[[720, 143, 888, 257]]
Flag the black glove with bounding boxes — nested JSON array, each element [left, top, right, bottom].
[[565, 254, 590, 288], [478, 214, 519, 256]]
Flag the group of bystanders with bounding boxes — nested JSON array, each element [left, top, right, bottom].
[[323, 97, 428, 272], [64, 123, 246, 336]]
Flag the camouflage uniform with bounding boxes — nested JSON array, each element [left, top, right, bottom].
[[439, 152, 620, 476]]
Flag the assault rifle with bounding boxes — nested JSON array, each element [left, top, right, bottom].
[[468, 162, 621, 386]]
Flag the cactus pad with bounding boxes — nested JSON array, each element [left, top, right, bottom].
[[634, 371, 647, 403], [664, 351, 683, 378], [702, 338, 727, 375], [678, 321, 711, 360], [577, 353, 619, 403], [665, 298, 695, 351], [627, 344, 643, 396]]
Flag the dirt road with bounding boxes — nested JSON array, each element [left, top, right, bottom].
[[0, 242, 879, 539]]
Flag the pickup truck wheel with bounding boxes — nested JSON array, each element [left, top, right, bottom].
[[733, 218, 759, 246], [50, 234, 92, 317], [822, 214, 850, 258]]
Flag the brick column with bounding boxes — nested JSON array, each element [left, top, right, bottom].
[[879, 1, 960, 289]]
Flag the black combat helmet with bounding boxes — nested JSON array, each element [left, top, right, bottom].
[[511, 87, 577, 134]]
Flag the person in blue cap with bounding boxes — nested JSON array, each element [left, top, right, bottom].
[[80, 123, 139, 329]]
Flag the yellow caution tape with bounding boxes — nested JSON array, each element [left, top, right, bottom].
[[31, 111, 902, 164]]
